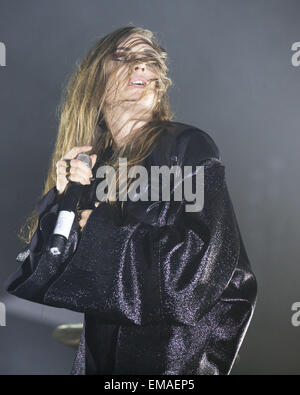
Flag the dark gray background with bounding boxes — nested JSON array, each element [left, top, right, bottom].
[[0, 0, 299, 374]]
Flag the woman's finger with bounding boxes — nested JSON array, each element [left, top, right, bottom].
[[70, 159, 93, 177], [68, 173, 91, 185], [57, 165, 91, 184], [62, 146, 93, 160], [69, 166, 92, 182], [57, 167, 69, 177], [56, 159, 67, 169]]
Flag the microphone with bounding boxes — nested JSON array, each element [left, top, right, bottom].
[[47, 153, 92, 257]]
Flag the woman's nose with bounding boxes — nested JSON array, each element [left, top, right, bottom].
[[134, 63, 146, 72]]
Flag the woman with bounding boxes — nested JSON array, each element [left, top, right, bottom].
[[5, 25, 257, 375]]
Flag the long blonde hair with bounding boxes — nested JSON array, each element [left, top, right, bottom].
[[19, 25, 174, 244]]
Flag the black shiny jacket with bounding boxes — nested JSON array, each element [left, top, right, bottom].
[[4, 121, 257, 375]]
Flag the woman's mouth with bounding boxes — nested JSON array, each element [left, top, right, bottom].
[[129, 77, 148, 88]]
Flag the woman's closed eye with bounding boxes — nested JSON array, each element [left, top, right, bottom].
[[112, 51, 128, 61], [111, 51, 160, 66]]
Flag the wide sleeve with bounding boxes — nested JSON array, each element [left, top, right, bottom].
[[35, 129, 256, 334], [4, 186, 81, 305], [158, 156, 257, 325]]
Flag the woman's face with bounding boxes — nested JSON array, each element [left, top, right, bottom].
[[105, 34, 160, 111]]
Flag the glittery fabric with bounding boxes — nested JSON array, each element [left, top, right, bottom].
[[4, 121, 257, 375]]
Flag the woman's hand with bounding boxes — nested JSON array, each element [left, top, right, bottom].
[[56, 146, 97, 195]]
